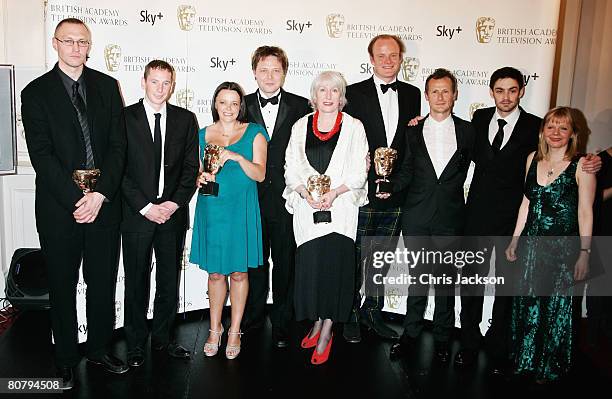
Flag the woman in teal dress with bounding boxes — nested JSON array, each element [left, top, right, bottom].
[[505, 106, 596, 383], [190, 82, 269, 359]]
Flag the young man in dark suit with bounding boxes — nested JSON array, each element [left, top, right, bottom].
[[457, 67, 601, 373], [389, 69, 475, 363], [343, 34, 421, 343], [21, 18, 127, 389], [242, 46, 310, 348], [120, 60, 198, 367]]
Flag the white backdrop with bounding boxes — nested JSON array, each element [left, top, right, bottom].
[[43, 0, 560, 341]]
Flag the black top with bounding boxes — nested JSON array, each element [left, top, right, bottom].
[[55, 63, 87, 105], [305, 115, 341, 175]]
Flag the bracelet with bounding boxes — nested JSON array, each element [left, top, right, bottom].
[[580, 248, 591, 254]]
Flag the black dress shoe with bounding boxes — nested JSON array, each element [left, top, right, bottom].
[[273, 338, 289, 348], [434, 342, 450, 363], [359, 308, 399, 340], [343, 321, 361, 343], [57, 366, 75, 390], [127, 349, 145, 367], [389, 334, 416, 360], [454, 349, 477, 368], [164, 343, 191, 359], [87, 354, 129, 374]]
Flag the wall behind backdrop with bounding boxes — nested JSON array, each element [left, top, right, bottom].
[[41, 0, 560, 342]]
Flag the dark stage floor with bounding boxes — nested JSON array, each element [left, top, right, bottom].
[[0, 308, 609, 399]]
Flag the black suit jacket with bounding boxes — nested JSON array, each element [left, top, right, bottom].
[[465, 107, 541, 235], [120, 101, 199, 232], [21, 65, 125, 235], [395, 115, 476, 235], [345, 76, 421, 209], [245, 89, 310, 218]]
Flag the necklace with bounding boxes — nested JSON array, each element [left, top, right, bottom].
[[220, 122, 237, 137], [312, 111, 342, 141]]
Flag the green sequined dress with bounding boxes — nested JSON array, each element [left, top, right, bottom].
[[511, 157, 579, 381]]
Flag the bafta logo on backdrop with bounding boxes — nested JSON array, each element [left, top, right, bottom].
[[177, 5, 196, 31], [325, 14, 345, 38], [176, 88, 194, 110], [104, 44, 121, 72], [401, 57, 420, 82], [385, 288, 401, 311], [476, 17, 495, 43], [469, 102, 486, 119]]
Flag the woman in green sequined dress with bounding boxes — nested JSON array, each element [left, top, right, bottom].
[[505, 107, 596, 383]]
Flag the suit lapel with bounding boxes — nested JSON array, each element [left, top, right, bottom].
[[415, 118, 437, 179], [438, 116, 464, 180], [135, 100, 155, 154], [247, 92, 266, 131], [164, 103, 176, 161], [364, 77, 388, 146], [272, 89, 289, 138], [501, 107, 529, 154], [83, 67, 101, 138], [49, 68, 81, 135]]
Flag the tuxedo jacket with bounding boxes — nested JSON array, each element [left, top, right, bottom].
[[120, 100, 199, 232], [465, 107, 541, 236], [21, 65, 125, 235], [394, 115, 476, 235], [245, 89, 310, 219], [345, 76, 421, 209]]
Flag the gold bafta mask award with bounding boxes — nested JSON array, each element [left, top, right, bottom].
[[199, 144, 224, 196], [72, 169, 101, 194], [306, 174, 332, 224], [374, 147, 398, 194]]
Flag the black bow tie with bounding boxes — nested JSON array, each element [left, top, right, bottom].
[[380, 82, 398, 94], [259, 94, 279, 107]]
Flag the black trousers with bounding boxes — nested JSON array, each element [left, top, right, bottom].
[[459, 236, 515, 361], [39, 223, 120, 368], [122, 228, 185, 350], [402, 231, 458, 343], [244, 206, 295, 339]]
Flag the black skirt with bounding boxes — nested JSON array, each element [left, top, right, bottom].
[[294, 232, 355, 322]]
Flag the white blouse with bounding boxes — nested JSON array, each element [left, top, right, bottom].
[[283, 112, 369, 247]]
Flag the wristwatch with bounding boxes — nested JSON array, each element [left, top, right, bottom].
[[580, 248, 591, 254]]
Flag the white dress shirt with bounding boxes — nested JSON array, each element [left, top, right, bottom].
[[258, 88, 281, 137], [423, 115, 457, 178], [140, 98, 167, 215], [488, 106, 521, 150], [373, 74, 399, 146]]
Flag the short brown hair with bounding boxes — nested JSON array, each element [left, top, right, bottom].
[[144, 59, 175, 81], [367, 34, 405, 58], [536, 106, 579, 161], [54, 18, 90, 36], [425, 68, 457, 93], [251, 46, 288, 74]]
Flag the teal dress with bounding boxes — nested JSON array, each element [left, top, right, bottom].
[[189, 123, 269, 275], [511, 157, 579, 381]]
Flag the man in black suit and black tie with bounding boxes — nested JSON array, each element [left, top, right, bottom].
[[343, 34, 421, 343], [389, 68, 475, 363], [21, 18, 127, 389], [120, 60, 198, 367], [456, 67, 601, 373], [242, 46, 310, 348]]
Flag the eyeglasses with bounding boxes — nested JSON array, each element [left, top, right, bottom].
[[54, 37, 90, 47]]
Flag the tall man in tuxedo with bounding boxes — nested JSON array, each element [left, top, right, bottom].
[[389, 69, 475, 362], [21, 18, 127, 389], [121, 60, 198, 367], [343, 34, 421, 342], [242, 46, 310, 348], [457, 67, 601, 373]]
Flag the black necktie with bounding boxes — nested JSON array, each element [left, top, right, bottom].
[[71, 82, 95, 169], [259, 93, 279, 108], [492, 118, 507, 152], [153, 113, 162, 189], [380, 82, 398, 94]]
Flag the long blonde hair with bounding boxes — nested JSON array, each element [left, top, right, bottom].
[[535, 106, 579, 161]]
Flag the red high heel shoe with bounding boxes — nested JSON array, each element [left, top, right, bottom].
[[311, 333, 333, 365], [300, 329, 321, 349]]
